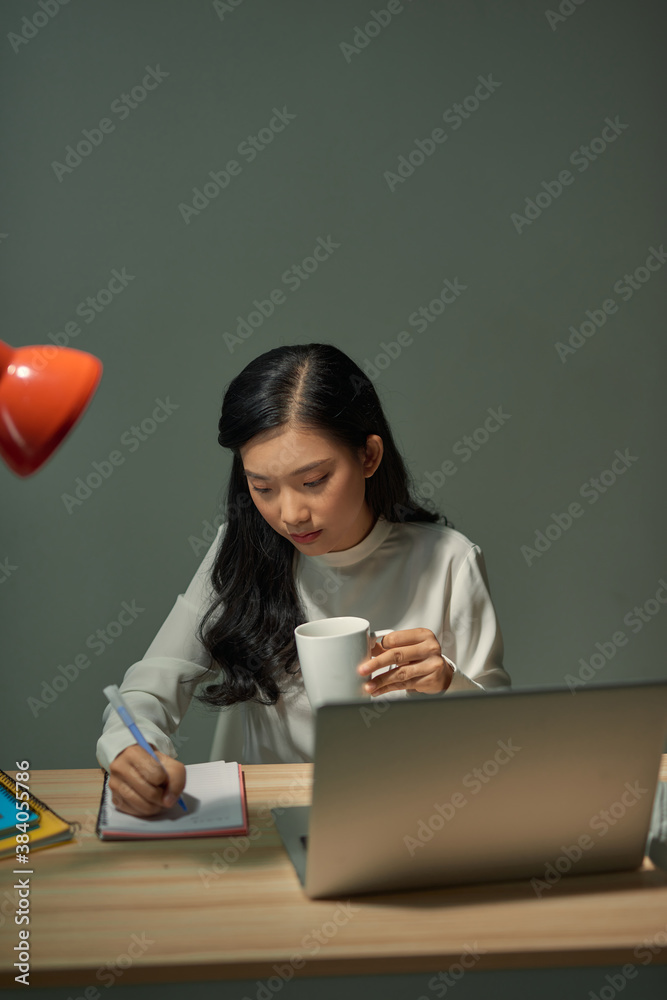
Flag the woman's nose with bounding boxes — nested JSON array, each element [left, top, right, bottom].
[[280, 491, 310, 529]]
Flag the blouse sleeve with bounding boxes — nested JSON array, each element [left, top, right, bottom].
[[441, 544, 510, 694], [95, 526, 224, 772]]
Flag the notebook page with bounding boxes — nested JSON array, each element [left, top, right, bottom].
[[102, 761, 244, 834]]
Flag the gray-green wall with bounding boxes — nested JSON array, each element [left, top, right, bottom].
[[3, 0, 665, 770]]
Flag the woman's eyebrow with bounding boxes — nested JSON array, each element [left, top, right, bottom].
[[243, 459, 331, 481]]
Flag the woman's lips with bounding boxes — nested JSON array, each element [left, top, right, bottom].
[[290, 530, 323, 543]]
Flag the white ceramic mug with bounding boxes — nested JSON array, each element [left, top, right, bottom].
[[294, 617, 394, 710]]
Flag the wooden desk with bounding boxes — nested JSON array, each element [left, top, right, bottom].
[[1, 760, 667, 988]]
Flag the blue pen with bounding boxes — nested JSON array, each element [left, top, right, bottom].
[[103, 684, 187, 812]]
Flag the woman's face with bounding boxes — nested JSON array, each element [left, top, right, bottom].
[[240, 424, 383, 554]]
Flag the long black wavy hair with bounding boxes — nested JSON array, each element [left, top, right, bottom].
[[190, 343, 448, 709]]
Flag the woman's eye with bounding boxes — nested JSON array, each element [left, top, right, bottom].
[[251, 475, 328, 494]]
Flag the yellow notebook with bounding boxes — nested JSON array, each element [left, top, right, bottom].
[[0, 770, 75, 860]]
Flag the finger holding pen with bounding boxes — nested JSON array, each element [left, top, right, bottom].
[[109, 745, 186, 817], [103, 685, 188, 814]]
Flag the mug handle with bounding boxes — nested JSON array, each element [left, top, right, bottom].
[[368, 628, 396, 679], [370, 628, 394, 647]]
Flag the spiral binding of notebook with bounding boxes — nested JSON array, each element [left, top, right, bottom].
[[0, 770, 75, 859]]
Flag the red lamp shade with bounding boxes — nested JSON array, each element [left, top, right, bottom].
[[0, 340, 103, 478]]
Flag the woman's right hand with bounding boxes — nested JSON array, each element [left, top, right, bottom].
[[108, 744, 186, 817]]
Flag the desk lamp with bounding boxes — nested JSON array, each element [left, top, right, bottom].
[[0, 339, 102, 477]]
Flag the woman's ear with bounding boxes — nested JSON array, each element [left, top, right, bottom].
[[362, 434, 384, 477]]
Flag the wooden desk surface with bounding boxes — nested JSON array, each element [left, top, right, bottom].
[[1, 759, 667, 988]]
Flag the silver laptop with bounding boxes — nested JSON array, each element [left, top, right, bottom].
[[272, 679, 667, 898]]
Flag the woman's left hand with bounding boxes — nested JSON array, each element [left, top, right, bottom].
[[357, 628, 453, 695]]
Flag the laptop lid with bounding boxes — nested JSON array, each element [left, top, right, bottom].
[[298, 679, 667, 898]]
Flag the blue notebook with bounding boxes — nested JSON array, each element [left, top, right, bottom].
[[0, 781, 39, 838]]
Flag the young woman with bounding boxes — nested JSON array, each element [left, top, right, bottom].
[[97, 343, 510, 816]]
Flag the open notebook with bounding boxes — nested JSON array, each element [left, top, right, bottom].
[[96, 761, 248, 840]]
